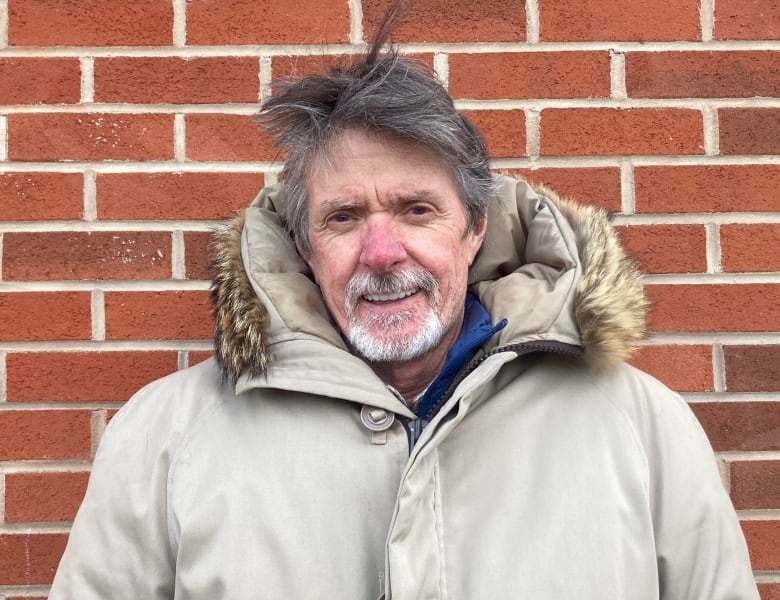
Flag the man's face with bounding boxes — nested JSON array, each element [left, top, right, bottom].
[[304, 129, 485, 366]]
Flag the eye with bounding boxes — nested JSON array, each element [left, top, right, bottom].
[[326, 212, 357, 230], [405, 203, 435, 222]]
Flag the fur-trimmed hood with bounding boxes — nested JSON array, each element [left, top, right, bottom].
[[211, 175, 647, 387]]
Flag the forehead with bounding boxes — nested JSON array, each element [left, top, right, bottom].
[[306, 129, 459, 203]]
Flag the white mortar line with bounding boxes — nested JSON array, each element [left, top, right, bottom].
[[173, 0, 187, 47], [0, 461, 93, 474], [0, 220, 219, 232], [612, 213, 780, 226], [737, 510, 780, 521], [0, 281, 212, 292], [0, 522, 73, 534], [705, 222, 722, 273], [620, 160, 635, 215], [83, 170, 97, 221], [0, 351, 6, 403], [717, 451, 780, 461], [701, 0, 715, 42], [348, 0, 364, 45], [643, 272, 780, 283], [91, 289, 105, 341], [0, 585, 52, 599], [525, 109, 540, 159], [702, 105, 719, 155], [754, 572, 780, 584], [259, 56, 273, 102], [0, 161, 283, 174], [171, 230, 186, 279], [0, 115, 7, 161], [90, 410, 107, 458], [433, 53, 449, 87], [0, 340, 213, 352], [610, 50, 627, 99], [6, 96, 780, 114], [0, 0, 8, 47], [1, 40, 779, 58], [713, 342, 727, 392], [178, 350, 188, 370], [645, 333, 780, 344], [174, 113, 186, 163], [525, 0, 540, 43], [683, 392, 780, 403], [79, 57, 94, 104]]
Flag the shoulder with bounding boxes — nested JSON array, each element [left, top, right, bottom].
[[101, 357, 234, 456]]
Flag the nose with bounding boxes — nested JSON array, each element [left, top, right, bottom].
[[359, 216, 408, 272]]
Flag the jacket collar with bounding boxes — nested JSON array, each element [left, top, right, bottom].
[[210, 176, 647, 395]]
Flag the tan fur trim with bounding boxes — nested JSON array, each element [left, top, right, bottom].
[[210, 210, 269, 383], [536, 185, 649, 368]]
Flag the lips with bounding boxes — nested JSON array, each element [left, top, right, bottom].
[[363, 289, 419, 303]]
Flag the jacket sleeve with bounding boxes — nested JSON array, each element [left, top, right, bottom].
[[49, 383, 176, 599], [636, 373, 759, 600]]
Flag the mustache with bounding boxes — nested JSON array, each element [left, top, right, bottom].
[[344, 268, 438, 313]]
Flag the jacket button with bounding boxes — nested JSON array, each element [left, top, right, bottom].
[[360, 405, 395, 432]]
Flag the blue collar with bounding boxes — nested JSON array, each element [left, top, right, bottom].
[[418, 293, 507, 421]]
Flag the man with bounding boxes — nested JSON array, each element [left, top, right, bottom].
[[51, 32, 759, 600]]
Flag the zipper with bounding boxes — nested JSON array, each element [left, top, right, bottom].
[[421, 340, 582, 422]]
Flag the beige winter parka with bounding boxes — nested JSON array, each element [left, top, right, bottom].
[[50, 176, 759, 599]]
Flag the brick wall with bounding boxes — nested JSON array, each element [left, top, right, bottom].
[[0, 0, 778, 596]]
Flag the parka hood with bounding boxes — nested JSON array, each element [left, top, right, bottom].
[[210, 175, 647, 386]]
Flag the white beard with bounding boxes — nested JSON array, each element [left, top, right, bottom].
[[347, 307, 444, 363]]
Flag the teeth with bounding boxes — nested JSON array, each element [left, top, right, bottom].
[[364, 289, 418, 303]]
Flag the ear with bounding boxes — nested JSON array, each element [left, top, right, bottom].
[[466, 216, 487, 265]]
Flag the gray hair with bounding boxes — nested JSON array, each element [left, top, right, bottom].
[[255, 50, 496, 256]]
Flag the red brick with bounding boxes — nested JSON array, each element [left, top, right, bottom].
[[8, 113, 174, 162], [617, 224, 706, 274], [0, 411, 91, 460], [720, 109, 780, 155], [3, 231, 171, 280], [188, 351, 214, 366], [186, 0, 349, 45], [538, 0, 700, 41], [94, 57, 259, 104], [363, 0, 525, 42], [97, 172, 262, 220], [742, 521, 780, 570], [629, 345, 713, 392], [6, 351, 177, 402], [0, 58, 80, 104], [730, 461, 780, 510], [690, 402, 780, 452], [759, 583, 780, 600], [5, 472, 90, 522], [626, 51, 780, 99], [0, 292, 91, 341], [0, 172, 83, 221], [461, 109, 526, 158], [646, 284, 780, 333], [0, 534, 68, 585], [271, 53, 434, 81], [721, 224, 780, 273], [8, 0, 172, 46], [715, 0, 780, 40], [184, 231, 213, 280], [540, 108, 704, 156], [104, 291, 213, 340], [185, 114, 276, 162], [501, 167, 621, 212], [449, 52, 610, 100], [724, 346, 780, 393], [635, 165, 780, 213]]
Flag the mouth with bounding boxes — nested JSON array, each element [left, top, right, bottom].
[[363, 288, 420, 303]]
